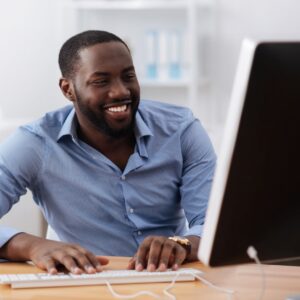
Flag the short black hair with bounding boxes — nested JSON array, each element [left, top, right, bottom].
[[58, 30, 129, 78]]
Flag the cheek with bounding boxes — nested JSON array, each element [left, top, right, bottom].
[[82, 90, 106, 107], [133, 84, 140, 95], [91, 88, 108, 102]]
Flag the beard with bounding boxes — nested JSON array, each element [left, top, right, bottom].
[[74, 88, 139, 139]]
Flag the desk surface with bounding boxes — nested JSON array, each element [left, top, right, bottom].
[[0, 257, 299, 300]]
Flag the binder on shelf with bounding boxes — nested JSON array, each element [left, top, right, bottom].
[[145, 30, 158, 80], [169, 30, 181, 79], [158, 30, 168, 81], [145, 29, 184, 82]]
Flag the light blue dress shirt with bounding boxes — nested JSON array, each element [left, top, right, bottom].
[[0, 100, 216, 256]]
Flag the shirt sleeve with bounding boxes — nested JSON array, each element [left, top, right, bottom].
[[179, 117, 217, 238], [0, 226, 23, 251], [0, 127, 44, 248]]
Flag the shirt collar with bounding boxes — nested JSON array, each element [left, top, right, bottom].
[[56, 107, 154, 143], [134, 110, 153, 140], [134, 110, 153, 159], [56, 108, 78, 142]]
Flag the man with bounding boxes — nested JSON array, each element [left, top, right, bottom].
[[0, 30, 216, 274]]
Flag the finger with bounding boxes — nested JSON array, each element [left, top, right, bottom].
[[147, 237, 165, 271], [36, 257, 58, 274], [171, 245, 187, 270], [73, 246, 106, 273], [158, 240, 175, 271], [96, 256, 109, 266], [127, 255, 137, 270], [85, 254, 109, 272], [168, 253, 175, 267], [53, 252, 83, 274], [70, 246, 96, 272], [135, 237, 153, 271], [71, 251, 97, 274]]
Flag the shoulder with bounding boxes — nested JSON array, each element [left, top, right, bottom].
[[21, 105, 73, 139], [1, 105, 73, 153], [138, 100, 194, 130]]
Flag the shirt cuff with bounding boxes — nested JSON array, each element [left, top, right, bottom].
[[0, 225, 23, 246], [0, 227, 23, 262], [183, 225, 203, 238]]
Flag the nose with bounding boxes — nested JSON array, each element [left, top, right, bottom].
[[108, 79, 130, 99]]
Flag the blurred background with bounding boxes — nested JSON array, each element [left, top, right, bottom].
[[1, 0, 300, 237]]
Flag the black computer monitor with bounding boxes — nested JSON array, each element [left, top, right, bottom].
[[198, 39, 300, 267]]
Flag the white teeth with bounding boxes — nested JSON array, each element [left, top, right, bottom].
[[107, 105, 127, 112]]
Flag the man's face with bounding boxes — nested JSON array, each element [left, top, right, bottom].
[[71, 41, 140, 138]]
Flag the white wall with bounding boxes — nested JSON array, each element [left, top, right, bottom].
[[211, 0, 300, 128], [0, 0, 65, 120], [0, 0, 66, 237]]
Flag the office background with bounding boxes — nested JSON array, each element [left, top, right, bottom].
[[1, 0, 300, 237]]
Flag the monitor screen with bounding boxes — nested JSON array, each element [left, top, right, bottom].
[[198, 39, 300, 267]]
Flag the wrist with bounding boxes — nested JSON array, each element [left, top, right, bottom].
[[185, 235, 200, 262], [168, 235, 200, 262], [0, 232, 40, 261], [168, 236, 192, 259]]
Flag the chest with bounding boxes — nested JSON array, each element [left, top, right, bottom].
[[102, 144, 134, 171], [36, 147, 182, 225]]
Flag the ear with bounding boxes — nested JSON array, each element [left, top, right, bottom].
[[59, 78, 75, 102]]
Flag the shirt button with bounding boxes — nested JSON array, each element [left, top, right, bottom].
[[137, 231, 142, 236], [121, 175, 126, 180], [129, 208, 134, 214]]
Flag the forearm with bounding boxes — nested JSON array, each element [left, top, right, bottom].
[[0, 232, 109, 274], [0, 232, 41, 261]]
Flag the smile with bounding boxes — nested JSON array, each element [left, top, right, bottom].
[[103, 100, 132, 115], [107, 104, 127, 113]]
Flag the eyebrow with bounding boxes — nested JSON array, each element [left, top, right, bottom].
[[122, 66, 135, 73], [90, 66, 135, 77]]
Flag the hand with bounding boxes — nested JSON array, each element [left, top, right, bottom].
[[127, 235, 200, 272], [0, 233, 109, 274]]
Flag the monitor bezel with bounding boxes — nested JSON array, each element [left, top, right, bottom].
[[198, 39, 257, 266]]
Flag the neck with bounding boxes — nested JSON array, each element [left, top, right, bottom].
[[77, 121, 134, 151], [76, 119, 135, 171]]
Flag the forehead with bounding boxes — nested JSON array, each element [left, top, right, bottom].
[[77, 41, 133, 74]]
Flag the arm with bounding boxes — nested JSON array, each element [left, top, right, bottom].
[[0, 128, 109, 273], [0, 233, 108, 274], [128, 118, 216, 271]]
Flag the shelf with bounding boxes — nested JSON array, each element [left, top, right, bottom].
[[69, 0, 212, 10], [140, 77, 209, 88], [140, 79, 189, 88]]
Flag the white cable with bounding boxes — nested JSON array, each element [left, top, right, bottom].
[[104, 270, 235, 300], [163, 271, 235, 300], [193, 273, 235, 300], [105, 280, 161, 299], [247, 246, 266, 300], [162, 273, 180, 300]]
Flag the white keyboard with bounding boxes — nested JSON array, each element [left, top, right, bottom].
[[0, 268, 202, 289]]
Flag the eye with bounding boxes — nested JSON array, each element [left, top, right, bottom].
[[123, 72, 136, 81], [91, 79, 109, 86]]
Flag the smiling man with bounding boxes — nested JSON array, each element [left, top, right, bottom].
[[0, 30, 216, 274]]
